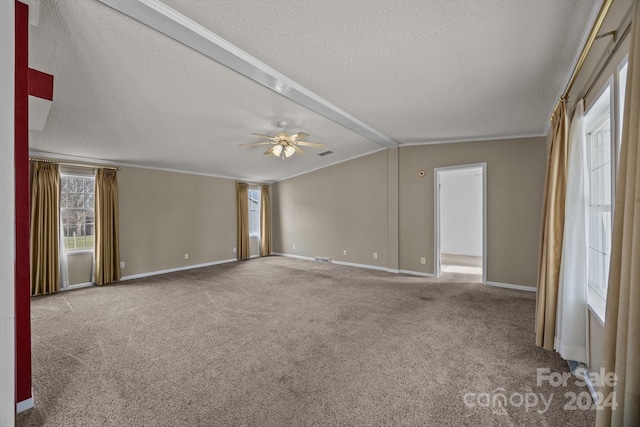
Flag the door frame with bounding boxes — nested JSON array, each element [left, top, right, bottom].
[[434, 162, 487, 283]]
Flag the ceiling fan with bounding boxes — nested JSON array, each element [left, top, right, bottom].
[[240, 121, 326, 159]]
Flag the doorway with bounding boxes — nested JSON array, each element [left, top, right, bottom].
[[435, 163, 486, 282]]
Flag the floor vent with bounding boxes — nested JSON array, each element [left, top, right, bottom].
[[317, 151, 333, 156], [314, 257, 332, 263]]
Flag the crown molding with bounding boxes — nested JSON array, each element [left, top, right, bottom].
[[399, 132, 546, 147]]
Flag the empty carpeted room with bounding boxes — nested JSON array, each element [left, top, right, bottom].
[[2, 0, 640, 426]]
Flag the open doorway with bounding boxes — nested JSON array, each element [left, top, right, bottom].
[[435, 163, 486, 282]]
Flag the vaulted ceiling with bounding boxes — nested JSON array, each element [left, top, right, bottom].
[[29, 0, 599, 182]]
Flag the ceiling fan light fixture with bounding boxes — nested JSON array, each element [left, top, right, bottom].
[[283, 145, 296, 158], [243, 121, 326, 159]]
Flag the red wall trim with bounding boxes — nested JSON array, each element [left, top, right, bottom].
[[28, 68, 54, 101], [15, 0, 32, 406]]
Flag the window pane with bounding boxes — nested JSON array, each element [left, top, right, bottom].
[[248, 188, 261, 236], [585, 86, 613, 303], [60, 190, 68, 208], [588, 210, 611, 298], [85, 193, 94, 208], [60, 175, 95, 252]]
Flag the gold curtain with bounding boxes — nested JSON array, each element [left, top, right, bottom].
[[94, 169, 120, 285], [236, 182, 250, 260], [30, 161, 60, 296], [260, 184, 272, 256], [596, 2, 640, 425], [535, 100, 569, 349]]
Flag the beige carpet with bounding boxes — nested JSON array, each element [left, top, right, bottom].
[[17, 256, 594, 426]]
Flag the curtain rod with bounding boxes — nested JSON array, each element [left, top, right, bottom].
[[236, 181, 269, 186], [550, 0, 615, 119], [29, 157, 120, 171], [583, 20, 632, 102]]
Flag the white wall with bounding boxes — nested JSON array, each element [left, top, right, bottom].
[[0, 0, 16, 424], [440, 167, 483, 257]]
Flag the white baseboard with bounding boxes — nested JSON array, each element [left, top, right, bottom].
[[120, 259, 237, 281], [16, 395, 34, 413], [272, 252, 312, 261], [331, 259, 391, 273], [273, 253, 398, 274], [398, 269, 436, 278], [486, 281, 536, 292]]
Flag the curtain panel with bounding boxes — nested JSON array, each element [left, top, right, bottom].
[[555, 100, 589, 364], [535, 100, 569, 350], [94, 168, 121, 285], [260, 185, 272, 256], [30, 161, 60, 296], [596, 2, 640, 424], [236, 182, 250, 260]]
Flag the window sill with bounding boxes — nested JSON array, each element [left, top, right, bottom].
[[66, 250, 94, 255], [588, 288, 606, 327], [61, 282, 94, 291]]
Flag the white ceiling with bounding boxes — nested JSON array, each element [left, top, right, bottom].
[[28, 0, 599, 182]]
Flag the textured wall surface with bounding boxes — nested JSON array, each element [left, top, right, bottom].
[[399, 138, 546, 286], [273, 137, 547, 287], [118, 167, 237, 277], [272, 151, 389, 267]]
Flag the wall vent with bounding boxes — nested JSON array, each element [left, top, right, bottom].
[[314, 257, 332, 263], [317, 151, 333, 156]]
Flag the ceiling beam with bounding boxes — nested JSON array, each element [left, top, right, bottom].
[[97, 0, 399, 148]]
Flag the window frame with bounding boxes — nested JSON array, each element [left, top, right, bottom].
[[60, 172, 96, 255], [248, 186, 261, 238], [585, 83, 613, 314], [583, 56, 628, 324]]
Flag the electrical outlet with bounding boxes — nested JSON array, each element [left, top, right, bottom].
[[120, 261, 125, 269], [185, 253, 189, 260], [233, 247, 236, 253], [343, 249, 347, 256], [373, 252, 378, 259], [293, 244, 296, 250], [421, 257, 426, 265]]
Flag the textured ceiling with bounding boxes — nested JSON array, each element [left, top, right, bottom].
[[29, 0, 598, 181]]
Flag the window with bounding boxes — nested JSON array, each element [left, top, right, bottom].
[[60, 174, 95, 252], [582, 58, 629, 322], [248, 187, 261, 237], [585, 87, 612, 304]]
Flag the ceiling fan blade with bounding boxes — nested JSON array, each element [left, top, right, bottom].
[[292, 145, 306, 155], [264, 146, 276, 155], [290, 132, 309, 140], [252, 133, 276, 140], [296, 141, 326, 148], [239, 141, 274, 146]]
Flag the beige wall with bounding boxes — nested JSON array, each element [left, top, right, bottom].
[[399, 138, 546, 286], [64, 165, 244, 282], [117, 167, 237, 277], [272, 150, 389, 267], [273, 137, 547, 288]]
